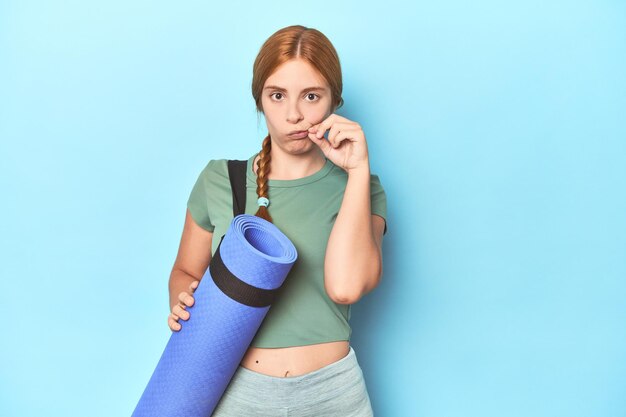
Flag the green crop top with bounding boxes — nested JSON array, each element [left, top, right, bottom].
[[186, 151, 388, 348]]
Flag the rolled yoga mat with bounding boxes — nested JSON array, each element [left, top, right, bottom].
[[132, 213, 298, 417]]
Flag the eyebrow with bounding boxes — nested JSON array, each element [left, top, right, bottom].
[[263, 85, 326, 92]]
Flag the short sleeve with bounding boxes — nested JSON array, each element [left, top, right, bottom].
[[186, 160, 216, 232], [370, 174, 388, 235]]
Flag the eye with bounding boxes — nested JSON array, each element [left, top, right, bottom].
[[305, 93, 320, 101], [270, 92, 283, 101]]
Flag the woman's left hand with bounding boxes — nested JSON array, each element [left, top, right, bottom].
[[307, 114, 369, 173]]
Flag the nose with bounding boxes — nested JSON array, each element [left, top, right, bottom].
[[286, 99, 303, 124]]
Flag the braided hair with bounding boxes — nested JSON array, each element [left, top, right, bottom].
[[254, 134, 273, 222]]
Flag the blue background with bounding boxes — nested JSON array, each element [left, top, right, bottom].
[[1, 1, 625, 416]]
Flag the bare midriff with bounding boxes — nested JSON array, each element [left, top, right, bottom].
[[239, 340, 350, 378]]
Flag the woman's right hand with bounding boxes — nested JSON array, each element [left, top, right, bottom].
[[168, 280, 199, 331]]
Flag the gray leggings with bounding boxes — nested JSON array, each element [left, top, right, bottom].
[[212, 345, 374, 416]]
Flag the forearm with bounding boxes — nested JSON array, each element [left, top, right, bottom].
[[324, 166, 381, 304], [168, 268, 199, 311]]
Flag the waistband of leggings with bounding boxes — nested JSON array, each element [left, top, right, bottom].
[[224, 345, 361, 404]]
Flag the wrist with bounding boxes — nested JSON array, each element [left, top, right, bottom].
[[347, 164, 370, 178]]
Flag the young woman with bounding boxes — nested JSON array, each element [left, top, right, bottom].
[[168, 25, 387, 416]]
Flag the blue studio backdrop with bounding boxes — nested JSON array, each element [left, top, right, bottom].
[[0, 1, 625, 416]]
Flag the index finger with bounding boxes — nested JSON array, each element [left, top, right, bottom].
[[311, 114, 336, 138]]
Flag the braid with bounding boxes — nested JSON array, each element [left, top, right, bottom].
[[254, 134, 273, 223]]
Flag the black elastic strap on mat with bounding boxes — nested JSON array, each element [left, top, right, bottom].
[[210, 234, 280, 307], [214, 159, 280, 306], [227, 159, 247, 217]]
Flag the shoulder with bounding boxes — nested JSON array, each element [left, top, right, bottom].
[[196, 158, 229, 181], [204, 155, 253, 176]]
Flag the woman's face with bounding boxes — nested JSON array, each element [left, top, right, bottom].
[[261, 58, 333, 156]]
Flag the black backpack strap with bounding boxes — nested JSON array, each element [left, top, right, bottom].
[[227, 159, 248, 217]]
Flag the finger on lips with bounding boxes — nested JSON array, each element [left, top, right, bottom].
[[308, 123, 326, 138]]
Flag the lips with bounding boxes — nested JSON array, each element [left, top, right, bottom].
[[288, 130, 309, 139]]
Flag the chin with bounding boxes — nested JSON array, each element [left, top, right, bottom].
[[285, 141, 313, 154]]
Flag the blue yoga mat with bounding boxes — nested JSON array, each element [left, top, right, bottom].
[[132, 213, 298, 417]]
